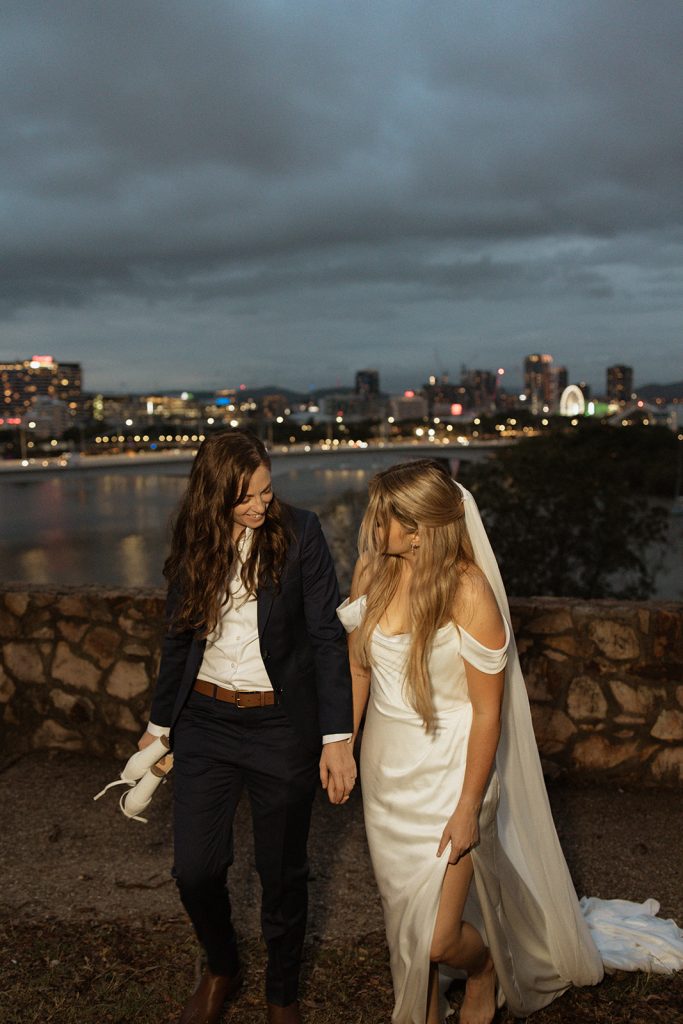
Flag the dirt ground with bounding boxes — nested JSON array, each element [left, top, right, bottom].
[[1, 750, 682, 1022]]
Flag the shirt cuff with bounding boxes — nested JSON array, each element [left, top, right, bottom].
[[322, 733, 353, 745], [146, 720, 170, 737]]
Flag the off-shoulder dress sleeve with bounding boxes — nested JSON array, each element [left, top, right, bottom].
[[458, 617, 510, 674], [336, 595, 366, 632]]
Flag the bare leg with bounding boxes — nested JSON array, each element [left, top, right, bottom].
[[427, 855, 497, 1024]]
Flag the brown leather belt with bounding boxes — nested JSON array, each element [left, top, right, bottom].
[[194, 678, 276, 708]]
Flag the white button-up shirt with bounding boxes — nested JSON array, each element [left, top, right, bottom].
[[196, 531, 271, 692]]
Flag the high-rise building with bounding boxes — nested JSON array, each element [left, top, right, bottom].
[[355, 368, 380, 397], [423, 374, 465, 416], [606, 365, 634, 403], [0, 355, 82, 419], [388, 391, 428, 421], [460, 368, 498, 411], [524, 354, 554, 412]]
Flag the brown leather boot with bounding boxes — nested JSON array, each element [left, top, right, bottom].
[[178, 966, 244, 1024], [266, 1001, 302, 1024]]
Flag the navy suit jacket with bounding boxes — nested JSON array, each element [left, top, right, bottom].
[[149, 505, 353, 753]]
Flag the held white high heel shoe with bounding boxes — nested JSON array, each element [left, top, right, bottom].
[[119, 754, 174, 823], [93, 735, 171, 804]]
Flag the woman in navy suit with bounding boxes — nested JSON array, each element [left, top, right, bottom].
[[139, 430, 355, 1024]]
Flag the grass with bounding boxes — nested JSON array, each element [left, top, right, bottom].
[[1, 916, 681, 1023]]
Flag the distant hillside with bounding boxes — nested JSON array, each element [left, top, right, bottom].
[[637, 381, 683, 402]]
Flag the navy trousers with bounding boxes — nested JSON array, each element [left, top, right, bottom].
[[172, 688, 319, 1006]]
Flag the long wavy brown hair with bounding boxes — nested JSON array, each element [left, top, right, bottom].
[[164, 431, 292, 636], [356, 459, 474, 731]]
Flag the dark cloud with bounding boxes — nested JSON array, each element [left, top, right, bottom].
[[1, 0, 682, 391]]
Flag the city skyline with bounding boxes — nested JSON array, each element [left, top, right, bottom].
[[2, 2, 683, 393]]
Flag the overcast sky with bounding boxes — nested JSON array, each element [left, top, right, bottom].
[[2, 0, 682, 394]]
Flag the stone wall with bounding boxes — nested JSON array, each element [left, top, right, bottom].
[[1, 585, 681, 786], [0, 586, 164, 761], [511, 598, 683, 787]]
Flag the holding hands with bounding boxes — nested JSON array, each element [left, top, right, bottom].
[[320, 740, 357, 805]]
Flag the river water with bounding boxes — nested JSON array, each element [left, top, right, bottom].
[[1, 447, 680, 597], [0, 449, 472, 587]]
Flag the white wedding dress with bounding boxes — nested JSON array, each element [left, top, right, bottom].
[[337, 484, 683, 1024]]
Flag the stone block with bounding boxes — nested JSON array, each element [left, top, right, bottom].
[[0, 667, 16, 703], [82, 626, 123, 668], [24, 611, 56, 639], [117, 704, 141, 732], [56, 595, 92, 619], [650, 709, 683, 742], [638, 609, 650, 635], [57, 621, 88, 644], [588, 620, 640, 661], [118, 615, 156, 640], [546, 651, 567, 662], [49, 688, 95, 723], [531, 706, 577, 754], [4, 592, 29, 617], [4, 642, 45, 683], [57, 594, 112, 622], [33, 718, 83, 751], [0, 608, 20, 637], [650, 748, 683, 785], [52, 642, 101, 691], [546, 635, 577, 656], [609, 681, 666, 716], [567, 676, 607, 721], [572, 735, 641, 770], [123, 643, 149, 657], [106, 661, 150, 700], [677, 686, 683, 709], [526, 610, 573, 635]]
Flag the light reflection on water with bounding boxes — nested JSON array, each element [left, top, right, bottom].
[[0, 450, 435, 587]]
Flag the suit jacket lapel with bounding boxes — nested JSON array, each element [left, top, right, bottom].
[[257, 585, 275, 637]]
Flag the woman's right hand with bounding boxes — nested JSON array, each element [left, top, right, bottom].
[[436, 805, 481, 864], [137, 730, 158, 752]]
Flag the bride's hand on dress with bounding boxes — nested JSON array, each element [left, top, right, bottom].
[[436, 806, 480, 864]]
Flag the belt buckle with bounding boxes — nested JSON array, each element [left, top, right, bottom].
[[235, 691, 246, 709]]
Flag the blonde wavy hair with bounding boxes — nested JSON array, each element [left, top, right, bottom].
[[356, 459, 474, 731]]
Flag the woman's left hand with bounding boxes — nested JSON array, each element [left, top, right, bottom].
[[436, 806, 480, 864]]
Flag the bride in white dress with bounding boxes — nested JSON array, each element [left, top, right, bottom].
[[337, 459, 683, 1024]]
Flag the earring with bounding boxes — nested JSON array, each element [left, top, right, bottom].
[[410, 540, 419, 555]]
